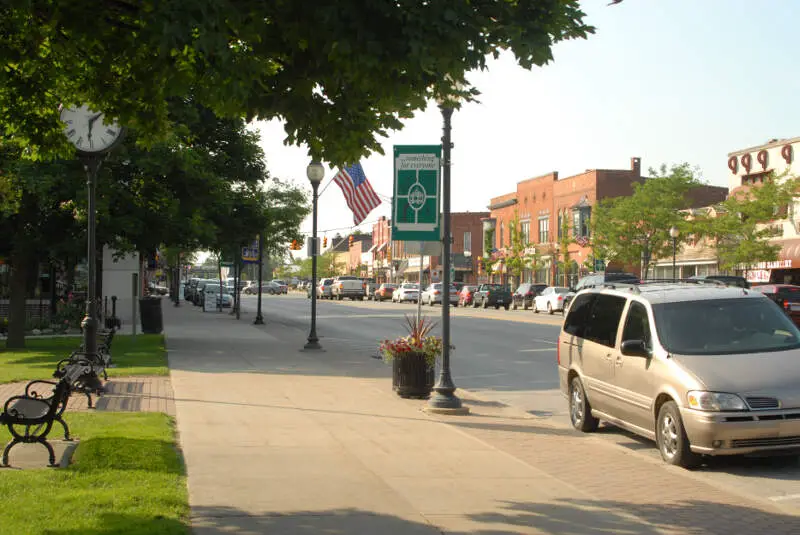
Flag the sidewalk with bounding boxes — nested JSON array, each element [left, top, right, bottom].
[[163, 304, 800, 534]]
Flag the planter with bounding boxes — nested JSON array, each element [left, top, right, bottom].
[[392, 352, 435, 399]]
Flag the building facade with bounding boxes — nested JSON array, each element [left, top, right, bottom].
[[487, 157, 644, 287], [728, 137, 800, 284]]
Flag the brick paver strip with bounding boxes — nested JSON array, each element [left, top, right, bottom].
[[427, 394, 800, 534], [0, 376, 175, 416]]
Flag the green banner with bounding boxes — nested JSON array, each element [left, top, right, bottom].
[[392, 145, 441, 242]]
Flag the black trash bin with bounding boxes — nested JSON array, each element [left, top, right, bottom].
[[139, 297, 163, 334]]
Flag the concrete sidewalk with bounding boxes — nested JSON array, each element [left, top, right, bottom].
[[164, 303, 800, 534]]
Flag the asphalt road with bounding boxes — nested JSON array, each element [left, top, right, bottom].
[[232, 292, 800, 513]]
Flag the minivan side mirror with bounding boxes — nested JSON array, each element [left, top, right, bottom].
[[620, 339, 650, 358]]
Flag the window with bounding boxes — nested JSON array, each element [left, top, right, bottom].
[[538, 216, 550, 243], [583, 294, 627, 347], [572, 207, 591, 238], [622, 302, 652, 349], [463, 231, 472, 254], [557, 212, 564, 239], [563, 294, 595, 337], [520, 222, 530, 244], [498, 223, 504, 249]]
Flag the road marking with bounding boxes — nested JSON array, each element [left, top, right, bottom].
[[769, 493, 800, 502], [518, 348, 556, 353], [314, 314, 408, 319], [530, 338, 558, 345]]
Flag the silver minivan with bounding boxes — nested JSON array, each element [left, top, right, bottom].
[[559, 281, 800, 468]]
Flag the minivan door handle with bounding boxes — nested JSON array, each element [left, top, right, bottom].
[[615, 355, 624, 367]]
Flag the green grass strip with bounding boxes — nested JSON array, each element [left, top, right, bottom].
[[0, 412, 189, 535], [0, 334, 168, 384]]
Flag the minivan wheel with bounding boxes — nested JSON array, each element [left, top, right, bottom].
[[656, 401, 701, 469], [569, 377, 599, 432]]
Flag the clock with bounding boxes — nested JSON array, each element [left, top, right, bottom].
[[59, 104, 123, 154]]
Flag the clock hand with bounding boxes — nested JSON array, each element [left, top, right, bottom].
[[87, 113, 103, 138]]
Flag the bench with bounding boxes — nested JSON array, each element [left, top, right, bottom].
[[77, 328, 116, 377], [1, 361, 92, 467], [53, 352, 106, 408]]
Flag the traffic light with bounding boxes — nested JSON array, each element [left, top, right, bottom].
[[323, 236, 328, 248], [386, 248, 392, 262], [290, 239, 298, 250], [349, 235, 354, 247]]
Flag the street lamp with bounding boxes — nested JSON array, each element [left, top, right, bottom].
[[254, 233, 264, 325], [426, 81, 469, 414], [304, 160, 325, 350], [669, 226, 680, 281]]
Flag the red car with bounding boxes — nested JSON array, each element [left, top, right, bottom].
[[373, 283, 396, 302], [458, 285, 478, 307], [752, 284, 800, 326]]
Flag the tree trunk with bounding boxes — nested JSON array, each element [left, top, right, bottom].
[[6, 249, 32, 349]]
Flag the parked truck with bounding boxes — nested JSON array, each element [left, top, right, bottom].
[[331, 276, 367, 300], [473, 283, 512, 310]]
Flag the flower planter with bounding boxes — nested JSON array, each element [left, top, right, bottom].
[[392, 352, 435, 399]]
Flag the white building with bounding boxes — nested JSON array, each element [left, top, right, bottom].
[[728, 137, 800, 284]]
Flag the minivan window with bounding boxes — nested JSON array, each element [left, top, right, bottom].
[[563, 294, 595, 337], [583, 294, 627, 348], [653, 297, 800, 355], [622, 301, 652, 349]]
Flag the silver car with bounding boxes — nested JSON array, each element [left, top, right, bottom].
[[421, 283, 459, 306], [559, 281, 800, 468], [316, 278, 334, 299]]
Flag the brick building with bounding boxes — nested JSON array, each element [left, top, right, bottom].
[[487, 157, 727, 287]]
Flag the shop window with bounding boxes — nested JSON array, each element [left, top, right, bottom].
[[498, 223, 504, 249], [520, 221, 530, 244]]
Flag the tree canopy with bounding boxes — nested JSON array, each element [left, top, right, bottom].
[[1, 1, 593, 164], [591, 163, 702, 277]]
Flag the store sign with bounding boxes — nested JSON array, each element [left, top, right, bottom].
[[745, 270, 771, 283], [749, 259, 793, 270]]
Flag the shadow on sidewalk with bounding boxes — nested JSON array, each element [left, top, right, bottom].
[[468, 498, 800, 534]]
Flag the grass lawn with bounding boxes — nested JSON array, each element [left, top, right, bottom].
[[0, 412, 188, 535], [0, 334, 168, 384]]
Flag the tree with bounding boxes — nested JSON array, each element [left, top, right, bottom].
[[1, 2, 593, 164], [694, 174, 798, 271], [592, 163, 702, 278]]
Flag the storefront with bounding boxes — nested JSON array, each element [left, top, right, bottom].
[[744, 259, 800, 285]]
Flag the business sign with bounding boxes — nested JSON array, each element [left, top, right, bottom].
[[392, 145, 441, 241], [242, 239, 259, 263]]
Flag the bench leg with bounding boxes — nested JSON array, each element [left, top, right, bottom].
[[56, 416, 71, 441], [1, 438, 17, 466], [84, 391, 94, 409], [0, 438, 53, 467]]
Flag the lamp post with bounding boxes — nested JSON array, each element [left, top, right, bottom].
[[254, 233, 264, 325], [669, 226, 680, 281], [427, 86, 468, 414], [305, 160, 325, 350]]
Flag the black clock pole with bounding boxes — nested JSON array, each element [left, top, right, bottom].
[[81, 154, 103, 361]]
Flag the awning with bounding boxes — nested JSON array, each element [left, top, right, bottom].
[[377, 242, 388, 253], [778, 239, 800, 267], [366, 243, 378, 253]]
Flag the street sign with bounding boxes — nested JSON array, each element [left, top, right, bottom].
[[306, 237, 320, 257], [242, 239, 259, 264], [392, 145, 441, 241]]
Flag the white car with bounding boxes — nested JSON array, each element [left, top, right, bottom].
[[533, 286, 570, 314], [421, 283, 459, 306], [392, 283, 420, 303]]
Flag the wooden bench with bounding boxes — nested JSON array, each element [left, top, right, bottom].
[[1, 361, 92, 467]]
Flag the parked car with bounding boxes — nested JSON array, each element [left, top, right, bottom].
[[193, 280, 220, 306], [688, 274, 750, 288], [458, 285, 478, 307], [200, 283, 234, 308], [421, 283, 459, 306], [512, 283, 548, 310], [392, 283, 420, 303], [243, 281, 257, 294], [373, 283, 397, 302], [331, 276, 366, 300], [751, 284, 800, 327], [532, 286, 570, 314], [474, 283, 512, 310], [560, 280, 800, 468], [563, 271, 639, 310], [363, 278, 379, 299], [270, 280, 288, 294], [316, 278, 334, 299]]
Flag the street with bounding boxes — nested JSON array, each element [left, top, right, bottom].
[[237, 292, 800, 514]]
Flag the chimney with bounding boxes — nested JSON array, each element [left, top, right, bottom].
[[631, 157, 641, 177]]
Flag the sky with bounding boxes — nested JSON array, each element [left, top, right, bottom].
[[251, 0, 800, 261]]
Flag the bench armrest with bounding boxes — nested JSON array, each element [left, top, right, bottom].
[[25, 380, 58, 398]]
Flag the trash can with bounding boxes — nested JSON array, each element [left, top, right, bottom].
[[139, 297, 163, 334]]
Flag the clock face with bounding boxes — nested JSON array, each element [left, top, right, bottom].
[[59, 104, 123, 153]]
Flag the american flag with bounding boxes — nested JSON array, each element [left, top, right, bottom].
[[333, 162, 381, 225]]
